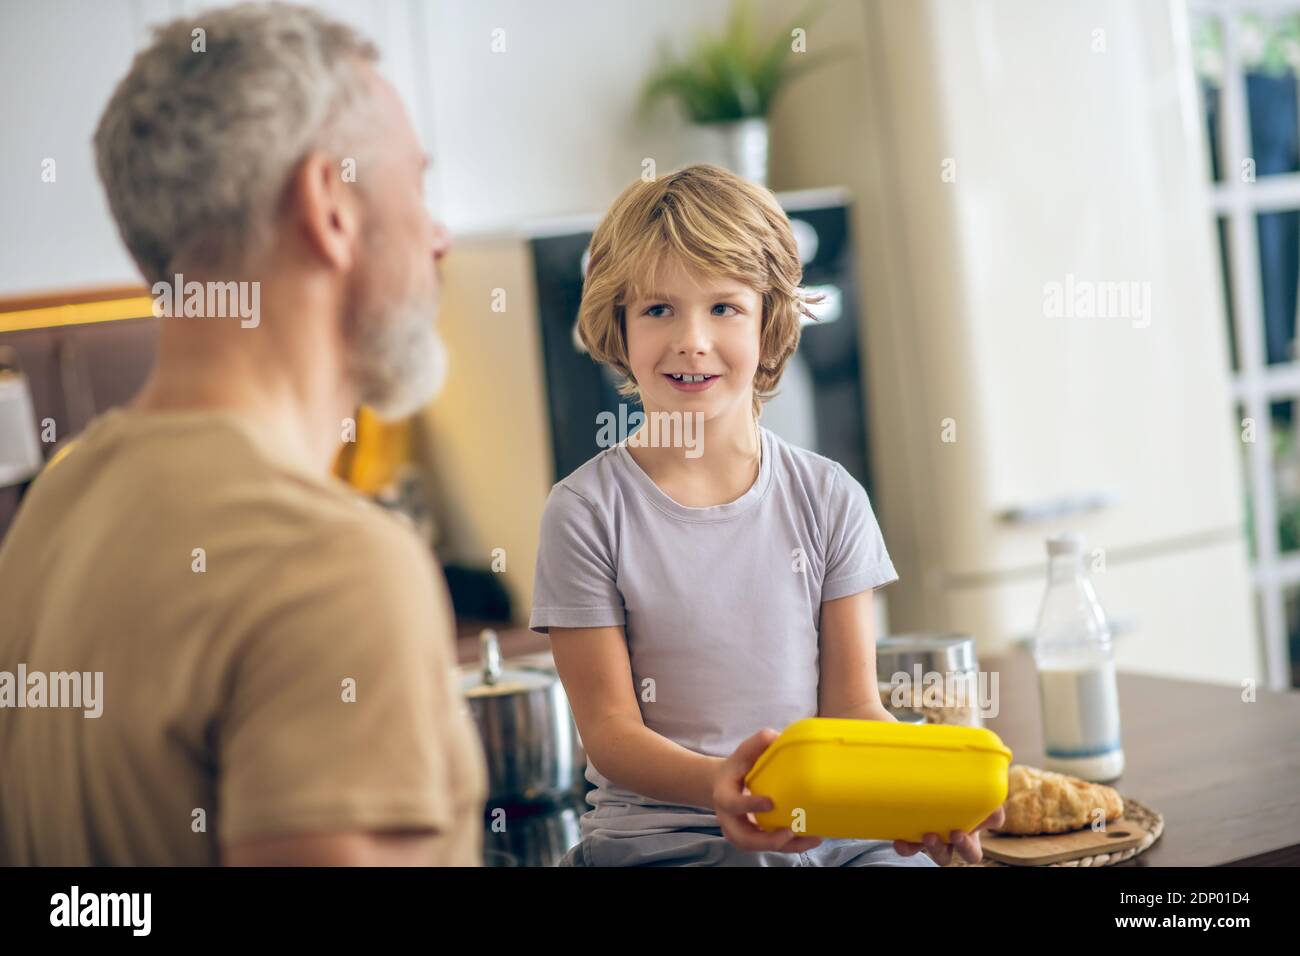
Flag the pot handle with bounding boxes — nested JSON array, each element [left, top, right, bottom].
[[480, 629, 503, 686]]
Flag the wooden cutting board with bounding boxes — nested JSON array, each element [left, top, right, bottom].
[[981, 815, 1150, 865]]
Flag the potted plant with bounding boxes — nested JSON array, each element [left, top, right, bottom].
[[640, 0, 845, 184]]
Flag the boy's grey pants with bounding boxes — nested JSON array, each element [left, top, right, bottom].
[[559, 826, 941, 867]]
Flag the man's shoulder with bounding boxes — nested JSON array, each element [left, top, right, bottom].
[[27, 407, 429, 568], [218, 492, 444, 655], [228, 480, 437, 599]]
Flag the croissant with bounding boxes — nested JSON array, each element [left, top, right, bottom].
[[995, 764, 1124, 835]]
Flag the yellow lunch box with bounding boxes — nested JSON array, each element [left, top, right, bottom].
[[744, 717, 1013, 843]]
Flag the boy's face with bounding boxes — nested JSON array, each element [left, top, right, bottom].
[[624, 254, 763, 422]]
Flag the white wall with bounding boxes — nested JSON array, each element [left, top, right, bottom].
[[0, 0, 738, 295], [0, 0, 141, 293], [417, 0, 727, 235]]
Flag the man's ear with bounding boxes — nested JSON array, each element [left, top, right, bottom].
[[289, 151, 361, 272]]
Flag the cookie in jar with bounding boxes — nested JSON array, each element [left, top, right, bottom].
[[875, 633, 990, 728]]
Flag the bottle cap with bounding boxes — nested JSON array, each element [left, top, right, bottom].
[[1046, 532, 1085, 556]]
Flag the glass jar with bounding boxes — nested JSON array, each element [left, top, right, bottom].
[[876, 634, 985, 727]]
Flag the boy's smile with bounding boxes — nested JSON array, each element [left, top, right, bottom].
[[663, 372, 720, 392]]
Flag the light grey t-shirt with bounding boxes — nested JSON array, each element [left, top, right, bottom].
[[529, 426, 898, 840]]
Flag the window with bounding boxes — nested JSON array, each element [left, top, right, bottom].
[[1193, 0, 1300, 688]]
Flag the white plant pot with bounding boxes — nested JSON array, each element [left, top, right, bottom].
[[691, 117, 769, 185]]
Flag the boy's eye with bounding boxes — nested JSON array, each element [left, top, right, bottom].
[[641, 303, 740, 317]]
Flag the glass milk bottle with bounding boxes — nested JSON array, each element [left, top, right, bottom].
[[1031, 532, 1125, 782]]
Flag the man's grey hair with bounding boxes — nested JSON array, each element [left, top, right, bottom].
[[93, 2, 379, 284]]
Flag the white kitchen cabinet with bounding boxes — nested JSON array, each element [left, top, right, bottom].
[[921, 0, 1243, 575], [945, 533, 1260, 686], [768, 0, 1262, 682]]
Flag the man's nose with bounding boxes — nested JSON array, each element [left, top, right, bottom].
[[431, 221, 452, 261]]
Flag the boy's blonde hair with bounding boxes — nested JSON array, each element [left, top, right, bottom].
[[577, 164, 818, 417]]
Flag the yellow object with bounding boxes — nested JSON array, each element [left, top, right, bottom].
[[332, 406, 412, 495], [0, 295, 156, 332], [745, 717, 1013, 843]]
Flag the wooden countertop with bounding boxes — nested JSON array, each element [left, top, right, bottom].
[[982, 647, 1300, 866], [458, 626, 1300, 866]]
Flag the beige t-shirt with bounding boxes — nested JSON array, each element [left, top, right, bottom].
[[0, 407, 486, 865]]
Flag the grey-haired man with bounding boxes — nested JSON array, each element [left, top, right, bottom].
[[0, 2, 485, 865]]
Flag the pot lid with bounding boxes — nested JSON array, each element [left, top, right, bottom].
[[876, 633, 977, 680], [459, 629, 556, 697]]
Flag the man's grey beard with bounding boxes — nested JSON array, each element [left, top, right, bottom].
[[351, 291, 449, 421]]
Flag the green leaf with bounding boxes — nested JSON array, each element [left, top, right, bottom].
[[639, 0, 838, 124]]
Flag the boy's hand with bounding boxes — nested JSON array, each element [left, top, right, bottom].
[[713, 728, 824, 855], [892, 805, 1006, 865]]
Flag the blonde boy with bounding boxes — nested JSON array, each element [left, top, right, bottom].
[[531, 165, 1000, 866]]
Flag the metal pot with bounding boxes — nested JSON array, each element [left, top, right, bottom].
[[458, 630, 586, 806]]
